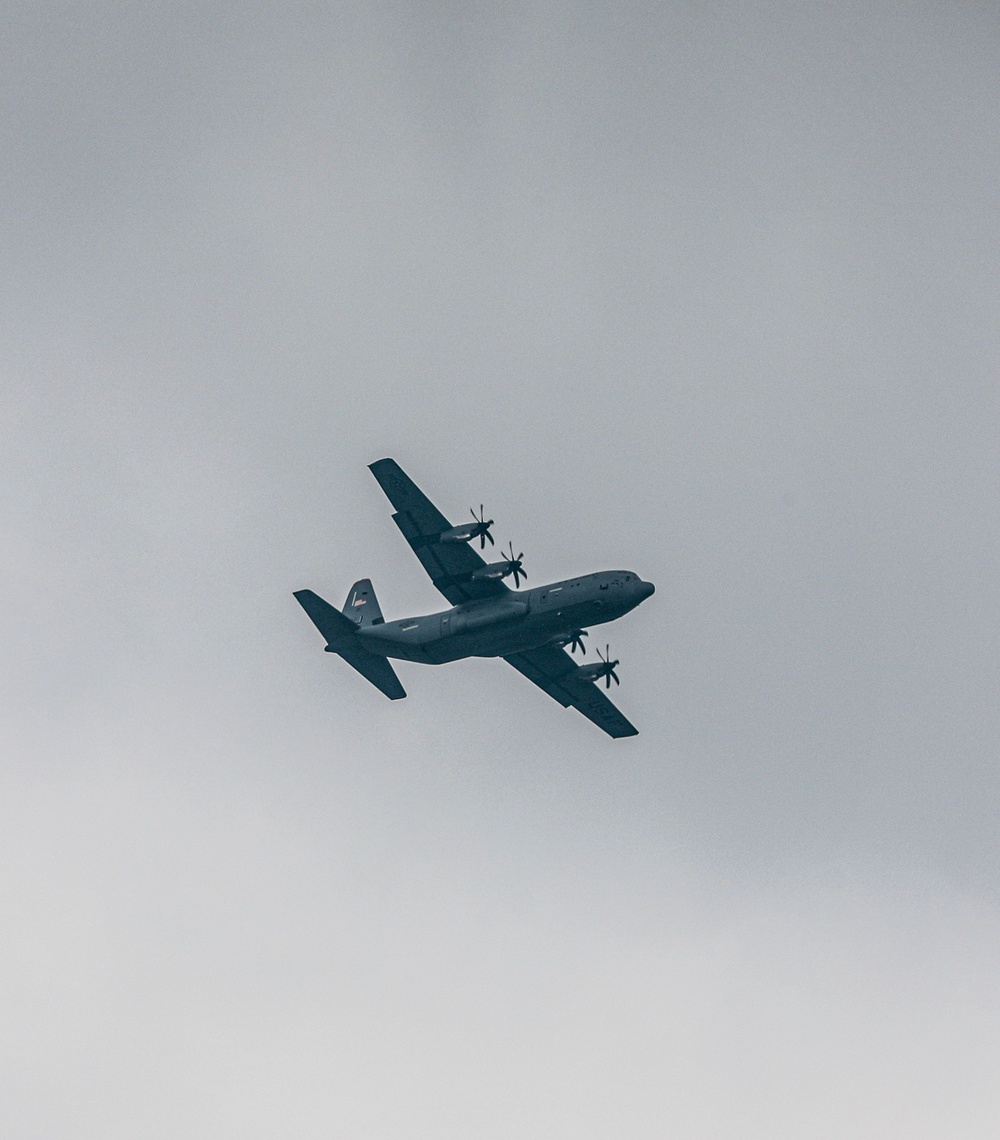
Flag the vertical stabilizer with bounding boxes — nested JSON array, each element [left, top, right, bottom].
[[343, 579, 384, 627]]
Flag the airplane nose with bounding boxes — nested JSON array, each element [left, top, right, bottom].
[[639, 580, 654, 599]]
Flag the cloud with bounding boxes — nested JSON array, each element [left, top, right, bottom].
[[3, 2, 999, 1132]]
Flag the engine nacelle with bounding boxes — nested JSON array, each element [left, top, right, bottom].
[[471, 561, 510, 581], [440, 522, 479, 543], [575, 646, 620, 688]]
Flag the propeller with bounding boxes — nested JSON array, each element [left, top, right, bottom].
[[469, 505, 495, 548], [501, 541, 527, 587], [595, 644, 620, 688], [567, 629, 588, 655]]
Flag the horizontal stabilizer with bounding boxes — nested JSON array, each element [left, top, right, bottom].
[[294, 589, 406, 700], [294, 589, 357, 644]]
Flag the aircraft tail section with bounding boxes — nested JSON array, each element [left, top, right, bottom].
[[294, 589, 406, 700], [343, 578, 384, 627]]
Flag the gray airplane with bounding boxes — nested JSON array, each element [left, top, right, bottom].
[[294, 458, 655, 738]]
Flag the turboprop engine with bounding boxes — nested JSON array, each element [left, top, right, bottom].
[[440, 505, 494, 548], [470, 542, 527, 587], [575, 645, 621, 688], [555, 629, 588, 655]]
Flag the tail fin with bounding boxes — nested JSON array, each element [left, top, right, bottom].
[[343, 579, 384, 627], [294, 589, 406, 700]]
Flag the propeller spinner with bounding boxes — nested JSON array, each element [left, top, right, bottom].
[[595, 644, 620, 688], [501, 541, 527, 588], [470, 505, 495, 548], [567, 629, 588, 655]]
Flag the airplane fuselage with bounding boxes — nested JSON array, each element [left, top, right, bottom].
[[354, 570, 654, 664]]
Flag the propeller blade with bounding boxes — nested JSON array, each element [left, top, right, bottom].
[[593, 645, 620, 686], [469, 506, 495, 548]]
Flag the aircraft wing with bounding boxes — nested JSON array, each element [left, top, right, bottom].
[[503, 644, 639, 739], [369, 458, 510, 606]]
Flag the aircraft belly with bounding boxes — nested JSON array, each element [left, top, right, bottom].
[[354, 595, 625, 664], [369, 623, 550, 663], [363, 641, 428, 664], [360, 625, 476, 666], [359, 629, 435, 664], [463, 612, 580, 658]]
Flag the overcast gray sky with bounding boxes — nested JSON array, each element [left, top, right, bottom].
[[3, 2, 1000, 1136]]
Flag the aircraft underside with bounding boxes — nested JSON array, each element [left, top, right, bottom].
[[294, 457, 654, 738], [363, 613, 592, 664]]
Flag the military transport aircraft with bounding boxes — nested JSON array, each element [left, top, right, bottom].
[[294, 459, 654, 738]]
